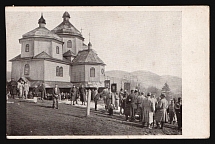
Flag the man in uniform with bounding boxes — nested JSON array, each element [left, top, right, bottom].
[[52, 84, 60, 109]]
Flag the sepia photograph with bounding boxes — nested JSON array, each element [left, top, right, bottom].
[[5, 6, 209, 139]]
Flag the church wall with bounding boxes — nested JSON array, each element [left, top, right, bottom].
[[75, 38, 83, 52], [11, 60, 44, 81], [51, 41, 63, 60], [70, 65, 85, 82], [85, 65, 103, 82], [62, 37, 76, 54], [44, 60, 70, 82], [34, 40, 51, 56], [20, 40, 34, 58]]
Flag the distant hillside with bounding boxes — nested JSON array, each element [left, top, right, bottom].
[[105, 70, 182, 94]]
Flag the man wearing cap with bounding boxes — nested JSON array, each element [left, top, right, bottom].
[[142, 92, 154, 129], [154, 93, 169, 129]]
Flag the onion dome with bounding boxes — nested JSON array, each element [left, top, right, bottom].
[[38, 13, 46, 24], [62, 11, 70, 18]]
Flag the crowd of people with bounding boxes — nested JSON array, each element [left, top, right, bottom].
[[99, 87, 182, 131], [6, 78, 182, 131]]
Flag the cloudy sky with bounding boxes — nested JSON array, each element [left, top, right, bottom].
[[6, 7, 182, 78]]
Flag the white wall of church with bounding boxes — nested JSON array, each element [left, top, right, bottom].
[[20, 40, 34, 58], [44, 61, 70, 82], [34, 40, 51, 56], [51, 41, 63, 60], [70, 65, 85, 82], [85, 65, 105, 82], [75, 38, 83, 53], [11, 60, 44, 81]]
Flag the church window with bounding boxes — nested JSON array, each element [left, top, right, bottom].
[[59, 67, 63, 77], [56, 66, 60, 76], [24, 64, 30, 75], [25, 44, 29, 52], [67, 40, 72, 48], [90, 67, 95, 77], [56, 46, 59, 54]]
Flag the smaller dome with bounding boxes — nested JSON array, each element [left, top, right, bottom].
[[62, 11, 70, 18], [38, 14, 46, 24]]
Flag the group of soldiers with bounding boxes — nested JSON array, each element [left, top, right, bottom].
[[99, 87, 182, 130]]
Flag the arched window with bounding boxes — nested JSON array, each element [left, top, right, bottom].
[[56, 66, 59, 76], [25, 44, 29, 52], [24, 64, 30, 75], [56, 46, 59, 54], [59, 67, 63, 77], [90, 67, 95, 77], [67, 40, 72, 48]]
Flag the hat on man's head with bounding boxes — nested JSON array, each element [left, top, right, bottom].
[[160, 93, 166, 97], [147, 92, 151, 96]]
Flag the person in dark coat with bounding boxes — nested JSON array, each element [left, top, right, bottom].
[[79, 85, 86, 105], [32, 85, 39, 97], [76, 87, 80, 104], [93, 88, 99, 111], [70, 85, 77, 105], [8, 78, 18, 99], [125, 90, 133, 121], [175, 97, 182, 130], [52, 84, 60, 109], [38, 83, 46, 101]]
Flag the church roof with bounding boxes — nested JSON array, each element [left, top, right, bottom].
[[63, 50, 76, 57], [72, 49, 105, 65], [9, 51, 71, 64], [51, 19, 83, 39], [22, 27, 63, 42]]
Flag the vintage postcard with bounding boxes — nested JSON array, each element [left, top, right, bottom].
[[5, 6, 209, 139]]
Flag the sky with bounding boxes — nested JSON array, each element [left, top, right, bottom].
[[6, 7, 182, 78]]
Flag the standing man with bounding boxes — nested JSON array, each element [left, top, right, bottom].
[[175, 97, 182, 130], [154, 93, 169, 129], [115, 92, 119, 110], [76, 87, 80, 104], [137, 92, 145, 122], [52, 84, 60, 109], [38, 83, 46, 101], [119, 88, 124, 115], [8, 78, 18, 99], [124, 90, 133, 121], [70, 85, 77, 105], [93, 88, 99, 111], [101, 87, 110, 111], [142, 92, 154, 129], [79, 85, 86, 105], [130, 89, 137, 121], [149, 94, 157, 127], [23, 81, 30, 99], [17, 80, 24, 99]]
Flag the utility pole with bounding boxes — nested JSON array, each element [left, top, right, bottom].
[[86, 89, 91, 116]]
